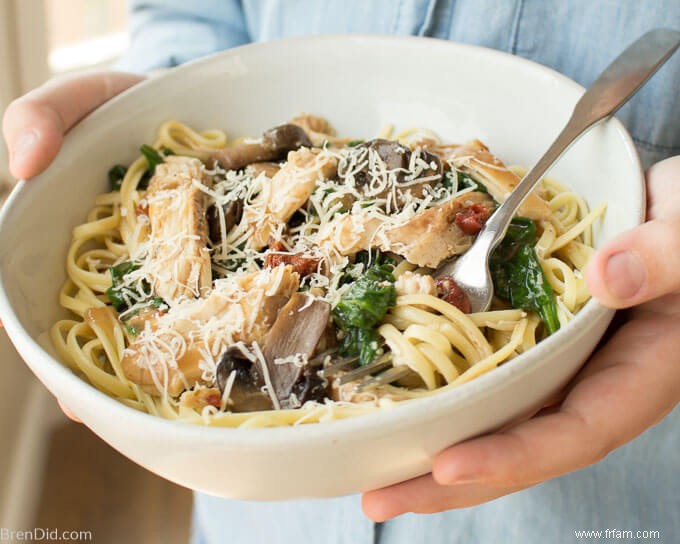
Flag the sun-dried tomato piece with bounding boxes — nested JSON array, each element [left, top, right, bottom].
[[435, 277, 472, 313], [264, 241, 321, 277], [454, 203, 491, 235]]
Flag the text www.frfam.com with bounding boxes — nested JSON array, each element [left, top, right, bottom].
[[574, 529, 661, 540], [1, 528, 92, 542]]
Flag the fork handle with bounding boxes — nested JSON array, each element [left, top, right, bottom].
[[481, 28, 680, 252]]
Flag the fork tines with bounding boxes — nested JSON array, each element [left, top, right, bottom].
[[314, 349, 414, 391], [309, 348, 340, 368], [354, 365, 412, 391], [317, 354, 359, 377], [337, 353, 392, 385]]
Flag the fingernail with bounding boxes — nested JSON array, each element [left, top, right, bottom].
[[435, 464, 480, 485], [10, 130, 39, 172], [439, 472, 480, 485], [604, 251, 645, 300]]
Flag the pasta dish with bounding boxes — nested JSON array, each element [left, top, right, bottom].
[[51, 115, 604, 427]]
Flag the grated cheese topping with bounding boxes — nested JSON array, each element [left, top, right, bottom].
[[112, 128, 489, 406]]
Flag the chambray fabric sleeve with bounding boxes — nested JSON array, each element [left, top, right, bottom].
[[117, 0, 251, 73]]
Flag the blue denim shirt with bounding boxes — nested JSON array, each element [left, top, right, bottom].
[[118, 2, 680, 543]]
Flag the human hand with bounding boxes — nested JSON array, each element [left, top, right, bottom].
[[3, 71, 143, 179], [362, 156, 680, 521], [2, 71, 143, 421]]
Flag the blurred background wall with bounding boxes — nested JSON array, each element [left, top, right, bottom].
[[0, 0, 128, 189], [1, 0, 127, 523], [0, 1, 50, 528], [0, 4, 192, 541]]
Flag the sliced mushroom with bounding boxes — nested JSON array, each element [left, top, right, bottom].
[[289, 368, 328, 407], [342, 139, 441, 202], [207, 199, 244, 246], [263, 124, 312, 151], [215, 346, 273, 412], [350, 140, 406, 184], [210, 124, 312, 171], [261, 292, 332, 408]]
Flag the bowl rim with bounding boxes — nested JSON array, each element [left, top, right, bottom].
[[0, 34, 645, 445]]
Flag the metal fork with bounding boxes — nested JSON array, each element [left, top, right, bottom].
[[311, 29, 680, 392], [312, 349, 413, 391], [435, 28, 680, 313]]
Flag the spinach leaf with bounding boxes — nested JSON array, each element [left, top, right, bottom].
[[354, 249, 396, 269], [507, 245, 560, 334], [106, 262, 141, 312], [490, 218, 560, 334], [333, 266, 396, 330], [122, 297, 165, 336], [105, 261, 165, 318], [336, 250, 395, 302], [110, 261, 138, 281], [491, 217, 537, 300], [140, 144, 165, 173], [346, 139, 365, 147], [108, 164, 128, 191], [458, 170, 488, 193], [442, 171, 456, 190], [338, 327, 382, 368], [135, 144, 168, 190], [108, 147, 172, 192], [333, 261, 397, 365]]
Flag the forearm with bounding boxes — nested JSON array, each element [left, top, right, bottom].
[[118, 0, 251, 73]]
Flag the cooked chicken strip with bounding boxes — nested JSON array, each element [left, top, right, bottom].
[[379, 192, 495, 268], [445, 140, 550, 221], [183, 264, 299, 335], [316, 210, 384, 256], [240, 147, 338, 249], [317, 192, 494, 267], [144, 156, 212, 303], [121, 265, 300, 397]]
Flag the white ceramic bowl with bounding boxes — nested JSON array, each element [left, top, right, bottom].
[[0, 36, 644, 500]]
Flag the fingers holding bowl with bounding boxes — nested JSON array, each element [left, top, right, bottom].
[[2, 71, 144, 179], [362, 473, 527, 521], [362, 311, 680, 520], [586, 155, 680, 310]]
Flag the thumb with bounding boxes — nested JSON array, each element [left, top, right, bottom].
[[586, 157, 680, 309], [3, 71, 144, 179], [586, 220, 680, 308]]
